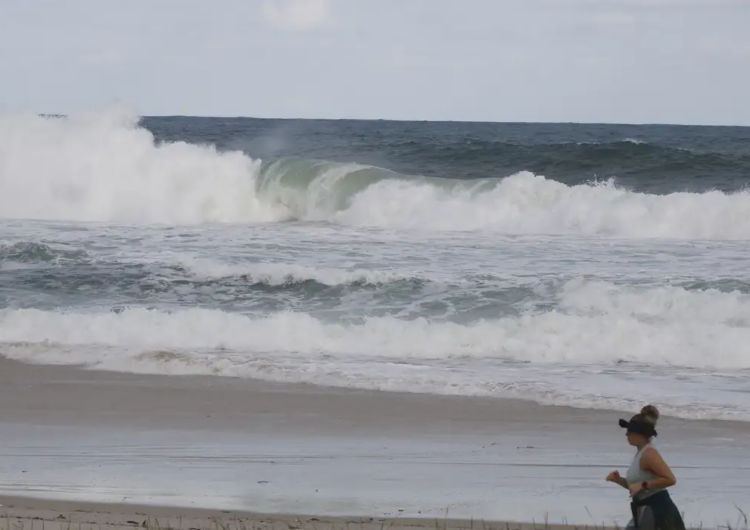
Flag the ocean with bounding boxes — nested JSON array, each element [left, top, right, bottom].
[[2, 107, 750, 422]]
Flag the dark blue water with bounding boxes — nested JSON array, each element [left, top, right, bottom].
[[143, 117, 750, 193]]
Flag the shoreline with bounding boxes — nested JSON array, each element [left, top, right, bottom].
[[2, 357, 749, 431], [0, 357, 632, 433]]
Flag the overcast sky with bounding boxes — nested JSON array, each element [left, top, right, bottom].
[[1, 0, 748, 125]]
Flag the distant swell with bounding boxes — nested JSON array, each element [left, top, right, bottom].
[[383, 136, 750, 179], [2, 108, 750, 239]]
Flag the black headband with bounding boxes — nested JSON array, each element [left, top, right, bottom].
[[619, 418, 657, 437]]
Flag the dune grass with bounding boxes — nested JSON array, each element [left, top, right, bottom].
[[2, 506, 748, 530]]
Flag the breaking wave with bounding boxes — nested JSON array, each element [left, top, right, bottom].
[[2, 278, 750, 420], [1, 107, 750, 239]]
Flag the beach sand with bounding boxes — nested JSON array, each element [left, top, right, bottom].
[[0, 495, 612, 530], [1, 358, 748, 529]]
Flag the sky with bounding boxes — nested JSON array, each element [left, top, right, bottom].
[[0, 0, 749, 125]]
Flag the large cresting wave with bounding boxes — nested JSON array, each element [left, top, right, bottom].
[[2, 107, 750, 239]]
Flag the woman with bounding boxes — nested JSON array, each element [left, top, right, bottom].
[[605, 405, 685, 530]]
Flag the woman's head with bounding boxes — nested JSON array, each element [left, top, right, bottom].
[[619, 405, 659, 446]]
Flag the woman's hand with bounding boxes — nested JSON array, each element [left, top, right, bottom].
[[629, 482, 645, 497], [606, 470, 629, 490], [606, 470, 621, 483]]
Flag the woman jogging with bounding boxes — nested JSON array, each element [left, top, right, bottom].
[[606, 405, 685, 530]]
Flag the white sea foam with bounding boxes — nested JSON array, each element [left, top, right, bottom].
[[333, 174, 750, 238], [1, 107, 750, 239], [2, 279, 750, 420], [0, 107, 285, 224], [2, 279, 748, 367]]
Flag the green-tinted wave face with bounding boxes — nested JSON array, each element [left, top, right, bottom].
[[256, 157, 396, 218], [254, 156, 503, 221]]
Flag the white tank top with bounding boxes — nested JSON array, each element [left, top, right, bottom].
[[626, 443, 663, 498]]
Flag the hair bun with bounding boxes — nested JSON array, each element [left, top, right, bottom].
[[640, 404, 660, 425]]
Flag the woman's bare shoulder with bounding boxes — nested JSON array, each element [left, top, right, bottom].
[[640, 445, 664, 465]]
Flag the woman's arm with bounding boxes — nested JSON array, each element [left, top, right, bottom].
[[606, 471, 629, 489], [629, 447, 677, 496], [642, 447, 677, 489]]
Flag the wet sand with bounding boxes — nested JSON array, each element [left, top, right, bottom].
[[1, 358, 749, 528]]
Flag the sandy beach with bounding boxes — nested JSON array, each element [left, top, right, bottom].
[[1, 358, 749, 529], [0, 494, 646, 530], [0, 496, 607, 530]]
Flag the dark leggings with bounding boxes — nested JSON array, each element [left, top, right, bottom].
[[627, 506, 656, 530], [627, 491, 686, 530]]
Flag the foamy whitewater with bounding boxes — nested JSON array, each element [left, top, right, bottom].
[[2, 108, 750, 421]]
